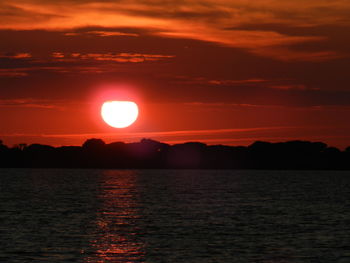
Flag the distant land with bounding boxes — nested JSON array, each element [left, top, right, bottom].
[[0, 138, 349, 169]]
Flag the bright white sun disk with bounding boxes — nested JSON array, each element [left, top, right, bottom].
[[101, 101, 138, 128]]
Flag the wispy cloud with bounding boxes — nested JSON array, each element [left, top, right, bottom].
[[0, 52, 32, 59], [51, 52, 64, 58], [76, 52, 174, 62], [0, 98, 65, 109], [39, 126, 299, 140], [0, 65, 126, 76], [3, 126, 348, 147], [251, 48, 343, 62], [269, 84, 318, 91], [208, 79, 268, 85], [0, 50, 175, 76], [0, 69, 29, 77], [172, 76, 315, 91], [65, 30, 139, 37], [173, 76, 270, 86], [49, 52, 174, 62], [1, 0, 348, 61], [165, 135, 350, 146]]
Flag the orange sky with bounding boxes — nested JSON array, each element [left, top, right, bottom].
[[1, 0, 350, 148]]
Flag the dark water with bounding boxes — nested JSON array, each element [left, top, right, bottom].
[[0, 169, 349, 263]]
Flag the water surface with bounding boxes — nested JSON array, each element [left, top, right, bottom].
[[0, 169, 349, 262]]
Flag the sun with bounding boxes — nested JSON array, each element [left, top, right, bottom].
[[101, 101, 139, 128]]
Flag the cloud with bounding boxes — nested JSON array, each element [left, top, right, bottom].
[[0, 50, 175, 77], [0, 98, 64, 109], [76, 52, 175, 62], [48, 52, 175, 62], [37, 126, 299, 141], [0, 0, 348, 61], [5, 125, 347, 147], [165, 134, 350, 146], [0, 52, 32, 59], [174, 77, 271, 86], [65, 30, 139, 37], [251, 48, 343, 62], [268, 84, 322, 91], [208, 79, 268, 85], [0, 69, 29, 77], [52, 52, 64, 58], [269, 84, 308, 91], [0, 65, 133, 76], [172, 76, 307, 90]]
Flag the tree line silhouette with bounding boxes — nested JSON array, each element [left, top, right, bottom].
[[0, 138, 350, 169]]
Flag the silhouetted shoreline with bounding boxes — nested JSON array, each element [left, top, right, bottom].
[[1, 138, 349, 169]]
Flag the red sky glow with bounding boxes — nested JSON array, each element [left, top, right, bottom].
[[1, 0, 350, 148]]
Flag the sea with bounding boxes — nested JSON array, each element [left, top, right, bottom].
[[0, 169, 349, 263]]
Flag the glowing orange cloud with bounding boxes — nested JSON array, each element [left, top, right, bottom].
[[1, 0, 349, 61]]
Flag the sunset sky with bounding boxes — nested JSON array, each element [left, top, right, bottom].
[[1, 0, 350, 148]]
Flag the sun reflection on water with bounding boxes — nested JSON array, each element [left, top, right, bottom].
[[85, 170, 144, 263]]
